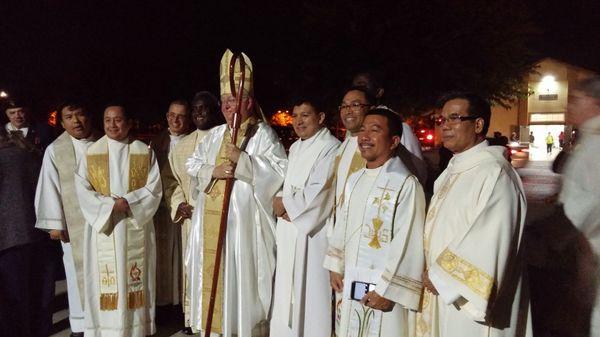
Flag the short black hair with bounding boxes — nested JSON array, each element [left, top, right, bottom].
[[191, 91, 224, 129], [56, 100, 87, 121], [364, 107, 404, 138], [290, 91, 325, 114], [342, 86, 377, 106], [437, 91, 491, 136], [353, 70, 385, 101], [2, 97, 30, 113], [103, 102, 131, 120]]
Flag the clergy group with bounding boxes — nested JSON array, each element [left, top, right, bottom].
[[2, 48, 545, 337]]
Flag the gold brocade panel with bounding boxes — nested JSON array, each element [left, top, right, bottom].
[[201, 121, 250, 333]]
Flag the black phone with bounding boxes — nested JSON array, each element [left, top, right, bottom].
[[350, 281, 376, 301]]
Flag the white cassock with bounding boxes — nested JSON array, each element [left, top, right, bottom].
[[35, 132, 95, 333], [270, 127, 340, 337], [324, 156, 426, 337], [186, 121, 287, 337], [560, 115, 600, 336], [75, 136, 162, 337], [417, 141, 532, 337]]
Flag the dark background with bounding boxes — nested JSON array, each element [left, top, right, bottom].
[[1, 0, 599, 125]]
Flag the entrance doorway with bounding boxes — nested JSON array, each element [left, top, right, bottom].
[[529, 124, 564, 160]]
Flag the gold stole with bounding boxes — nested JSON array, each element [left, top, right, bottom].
[[336, 149, 366, 208], [201, 120, 251, 333], [87, 141, 149, 311]]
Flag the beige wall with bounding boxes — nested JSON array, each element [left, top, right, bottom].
[[528, 79, 568, 114], [489, 104, 518, 138]]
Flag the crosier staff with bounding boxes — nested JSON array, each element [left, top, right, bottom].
[[204, 52, 246, 337]]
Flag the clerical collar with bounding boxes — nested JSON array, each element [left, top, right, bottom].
[[69, 134, 95, 143], [168, 129, 186, 137], [107, 136, 130, 145], [452, 140, 488, 161], [299, 127, 326, 145], [364, 164, 383, 177], [5, 123, 29, 137]]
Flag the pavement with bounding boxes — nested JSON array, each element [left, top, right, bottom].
[[51, 145, 594, 337]]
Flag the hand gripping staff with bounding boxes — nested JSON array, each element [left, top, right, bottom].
[[204, 52, 246, 337]]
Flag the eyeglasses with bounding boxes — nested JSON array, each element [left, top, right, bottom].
[[338, 102, 371, 112], [434, 114, 480, 126]]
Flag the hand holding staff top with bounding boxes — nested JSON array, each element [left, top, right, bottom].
[[204, 52, 246, 337]]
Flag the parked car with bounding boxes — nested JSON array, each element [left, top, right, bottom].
[[416, 128, 435, 150]]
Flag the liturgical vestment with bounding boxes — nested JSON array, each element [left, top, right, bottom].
[[324, 156, 426, 337], [75, 136, 162, 337], [186, 121, 287, 337], [270, 127, 340, 337], [35, 131, 96, 333], [169, 128, 209, 325], [416, 141, 532, 337]]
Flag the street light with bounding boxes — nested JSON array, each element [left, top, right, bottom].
[[0, 91, 8, 98]]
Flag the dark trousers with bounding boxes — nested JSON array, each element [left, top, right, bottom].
[[0, 241, 60, 337], [547, 143, 553, 153]]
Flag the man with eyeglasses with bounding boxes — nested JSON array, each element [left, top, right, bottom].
[[168, 91, 223, 334], [328, 86, 376, 334], [416, 92, 531, 337], [150, 99, 191, 311], [185, 49, 287, 336]]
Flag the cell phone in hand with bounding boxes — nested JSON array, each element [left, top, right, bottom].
[[350, 281, 376, 301]]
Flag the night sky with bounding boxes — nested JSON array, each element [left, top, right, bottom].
[[1, 0, 599, 125]]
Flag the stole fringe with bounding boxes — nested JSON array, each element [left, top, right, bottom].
[[100, 293, 118, 311], [128, 290, 145, 309]]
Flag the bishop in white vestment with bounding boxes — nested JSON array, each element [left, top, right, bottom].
[[270, 100, 340, 337], [185, 49, 287, 337], [325, 109, 426, 337], [75, 106, 162, 337]]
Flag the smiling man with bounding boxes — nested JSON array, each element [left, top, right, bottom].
[[168, 91, 223, 334], [35, 101, 98, 337], [416, 92, 530, 337], [75, 104, 162, 337], [185, 49, 287, 336], [270, 94, 340, 337], [150, 99, 191, 310], [3, 98, 53, 150], [324, 107, 425, 337]]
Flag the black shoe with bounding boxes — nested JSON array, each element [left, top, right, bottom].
[[70, 333, 84, 337], [181, 327, 195, 335]]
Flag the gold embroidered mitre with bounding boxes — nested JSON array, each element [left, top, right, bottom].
[[219, 49, 254, 96]]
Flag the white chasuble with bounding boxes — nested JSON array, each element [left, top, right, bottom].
[[35, 131, 96, 332], [75, 136, 162, 337], [186, 121, 287, 337], [270, 127, 340, 337], [169, 128, 209, 325], [417, 141, 532, 337], [324, 157, 426, 337]]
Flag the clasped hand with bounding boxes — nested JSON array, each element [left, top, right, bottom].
[[176, 202, 194, 221], [113, 197, 130, 213]]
